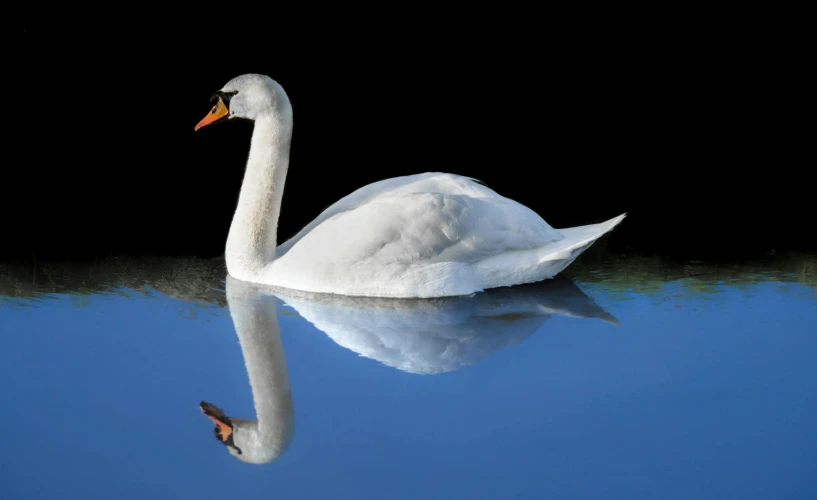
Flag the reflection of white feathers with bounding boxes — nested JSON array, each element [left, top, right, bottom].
[[205, 274, 615, 465], [267, 276, 618, 374], [203, 277, 294, 465]]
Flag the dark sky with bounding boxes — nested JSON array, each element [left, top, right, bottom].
[[5, 27, 811, 260]]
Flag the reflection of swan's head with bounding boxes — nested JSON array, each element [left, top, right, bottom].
[[195, 73, 290, 131], [200, 401, 290, 465], [200, 401, 245, 460]]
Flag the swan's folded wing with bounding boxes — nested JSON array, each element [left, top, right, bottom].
[[277, 191, 564, 269], [275, 172, 516, 257]]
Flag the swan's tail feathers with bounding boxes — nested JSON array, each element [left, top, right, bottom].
[[562, 212, 627, 236], [475, 213, 626, 292], [538, 213, 627, 265]]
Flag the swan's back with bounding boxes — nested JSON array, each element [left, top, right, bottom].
[[276, 172, 562, 258]]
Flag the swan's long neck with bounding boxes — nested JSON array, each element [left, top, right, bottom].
[[226, 279, 294, 463], [225, 111, 292, 279]]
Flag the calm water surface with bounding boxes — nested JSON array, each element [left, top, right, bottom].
[[1, 253, 815, 499]]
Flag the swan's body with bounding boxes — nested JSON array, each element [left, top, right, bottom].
[[196, 74, 625, 299]]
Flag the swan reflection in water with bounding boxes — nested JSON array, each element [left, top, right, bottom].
[[200, 277, 295, 464], [201, 275, 618, 464]]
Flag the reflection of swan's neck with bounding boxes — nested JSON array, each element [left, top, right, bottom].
[[225, 107, 292, 279], [225, 281, 294, 464]]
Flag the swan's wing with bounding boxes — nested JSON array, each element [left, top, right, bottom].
[[276, 172, 528, 257], [269, 172, 568, 297], [277, 189, 564, 268]]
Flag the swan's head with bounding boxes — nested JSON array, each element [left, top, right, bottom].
[[200, 401, 293, 465], [194, 73, 291, 131]]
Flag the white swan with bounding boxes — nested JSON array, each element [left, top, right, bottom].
[[195, 74, 625, 298]]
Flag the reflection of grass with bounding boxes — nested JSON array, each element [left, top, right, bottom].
[[1, 251, 815, 307], [0, 255, 228, 309], [565, 251, 817, 301]]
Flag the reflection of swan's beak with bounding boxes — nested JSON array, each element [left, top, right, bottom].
[[200, 401, 242, 455]]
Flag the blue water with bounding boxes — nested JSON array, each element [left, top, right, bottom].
[[1, 254, 815, 499]]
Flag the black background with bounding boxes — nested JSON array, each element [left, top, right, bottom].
[[5, 24, 811, 262]]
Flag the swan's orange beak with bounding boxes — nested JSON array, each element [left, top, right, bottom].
[[195, 97, 229, 131], [200, 401, 233, 442]]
